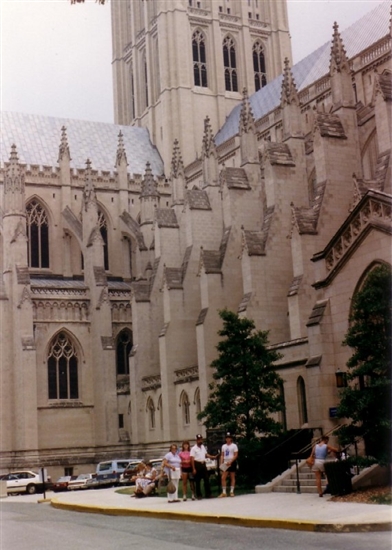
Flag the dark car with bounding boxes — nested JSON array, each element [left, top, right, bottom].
[[119, 460, 144, 485], [52, 475, 77, 492]]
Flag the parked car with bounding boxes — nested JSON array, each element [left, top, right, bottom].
[[94, 459, 138, 488], [0, 471, 43, 495], [52, 475, 77, 492], [119, 460, 143, 485], [67, 473, 94, 490]]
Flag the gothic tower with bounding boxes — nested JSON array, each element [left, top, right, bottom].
[[111, 0, 292, 169]]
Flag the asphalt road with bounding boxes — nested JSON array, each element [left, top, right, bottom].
[[2, 502, 391, 550]]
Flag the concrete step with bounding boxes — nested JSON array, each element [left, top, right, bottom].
[[281, 479, 327, 487], [273, 485, 323, 494], [288, 473, 315, 480]]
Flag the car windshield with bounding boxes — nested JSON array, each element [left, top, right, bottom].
[[76, 474, 90, 480], [56, 477, 70, 482]]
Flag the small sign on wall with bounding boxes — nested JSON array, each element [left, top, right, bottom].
[[329, 407, 338, 418]]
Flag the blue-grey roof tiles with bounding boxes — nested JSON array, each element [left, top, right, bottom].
[[216, 1, 390, 146], [1, 111, 164, 177]]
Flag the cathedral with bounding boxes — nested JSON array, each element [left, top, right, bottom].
[[0, 0, 391, 480]]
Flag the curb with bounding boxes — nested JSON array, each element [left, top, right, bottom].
[[50, 500, 392, 533]]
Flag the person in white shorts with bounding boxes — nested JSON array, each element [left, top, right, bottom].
[[218, 432, 238, 497]]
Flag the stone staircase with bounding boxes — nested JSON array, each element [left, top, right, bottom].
[[272, 462, 327, 494]]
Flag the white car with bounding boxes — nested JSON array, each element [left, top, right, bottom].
[[67, 473, 94, 490], [1, 471, 42, 495]]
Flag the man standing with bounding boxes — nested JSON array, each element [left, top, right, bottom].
[[190, 434, 217, 499], [218, 432, 238, 497]]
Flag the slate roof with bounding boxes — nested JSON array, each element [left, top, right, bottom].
[[215, 2, 390, 146], [266, 143, 295, 166], [155, 208, 179, 228], [306, 300, 329, 327], [221, 167, 251, 189], [186, 189, 211, 210], [243, 205, 275, 254], [314, 113, 347, 139], [1, 111, 164, 176], [293, 181, 326, 234]]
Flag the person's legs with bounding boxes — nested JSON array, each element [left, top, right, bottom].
[[182, 472, 188, 500], [229, 471, 236, 496], [219, 471, 228, 496], [203, 465, 211, 498], [315, 470, 322, 496], [194, 464, 202, 499]]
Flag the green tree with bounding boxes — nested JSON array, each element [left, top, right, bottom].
[[198, 309, 284, 442], [337, 264, 392, 463]]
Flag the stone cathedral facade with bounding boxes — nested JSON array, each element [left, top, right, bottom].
[[0, 0, 391, 479]]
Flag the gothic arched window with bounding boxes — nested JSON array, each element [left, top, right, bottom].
[[116, 329, 133, 375], [26, 200, 49, 268], [98, 210, 109, 271], [194, 387, 201, 423], [253, 41, 267, 91], [48, 332, 78, 400], [192, 30, 208, 87], [147, 397, 156, 429], [223, 36, 238, 92], [157, 394, 163, 430], [181, 391, 191, 425], [297, 376, 308, 426]]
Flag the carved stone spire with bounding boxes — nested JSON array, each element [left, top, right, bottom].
[[280, 58, 299, 108], [201, 116, 216, 159], [330, 22, 350, 75], [140, 162, 160, 198], [4, 145, 26, 214], [58, 126, 71, 163], [170, 139, 185, 205], [239, 88, 256, 135], [83, 158, 97, 211], [329, 22, 354, 107], [170, 139, 184, 179], [115, 130, 128, 167]]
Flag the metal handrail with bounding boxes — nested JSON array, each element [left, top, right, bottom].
[[291, 424, 347, 494], [263, 427, 313, 458], [291, 423, 346, 459]]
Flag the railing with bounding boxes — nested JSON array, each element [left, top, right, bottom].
[[291, 424, 346, 494], [258, 428, 313, 484]]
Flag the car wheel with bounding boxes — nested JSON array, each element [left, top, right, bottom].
[[26, 484, 36, 495]]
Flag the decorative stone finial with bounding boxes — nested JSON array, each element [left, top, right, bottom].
[[202, 116, 216, 158], [239, 88, 256, 134], [140, 162, 160, 198], [170, 139, 184, 179], [280, 58, 299, 108], [330, 22, 349, 74], [115, 130, 128, 167], [83, 159, 96, 211], [58, 126, 71, 163]]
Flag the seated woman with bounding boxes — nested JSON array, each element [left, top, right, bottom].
[[134, 463, 157, 497]]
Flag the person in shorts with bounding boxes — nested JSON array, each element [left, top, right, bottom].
[[179, 440, 195, 501], [218, 432, 238, 497]]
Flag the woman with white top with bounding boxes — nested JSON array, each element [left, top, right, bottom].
[[162, 444, 182, 503], [311, 435, 338, 497]]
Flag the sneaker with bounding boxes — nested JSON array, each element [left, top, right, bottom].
[[183, 496, 187, 501], [191, 494, 196, 501], [230, 493, 234, 497], [218, 493, 227, 498]]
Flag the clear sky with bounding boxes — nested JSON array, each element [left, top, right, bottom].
[[0, 0, 387, 124]]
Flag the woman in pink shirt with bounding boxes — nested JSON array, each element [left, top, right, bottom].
[[179, 440, 195, 501]]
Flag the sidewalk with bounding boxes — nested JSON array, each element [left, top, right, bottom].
[[6, 488, 391, 533]]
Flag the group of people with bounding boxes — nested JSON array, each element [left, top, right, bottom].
[[162, 432, 239, 503]]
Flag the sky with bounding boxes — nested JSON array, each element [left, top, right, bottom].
[[0, 0, 388, 124]]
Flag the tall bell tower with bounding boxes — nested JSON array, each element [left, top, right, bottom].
[[111, 0, 292, 169]]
